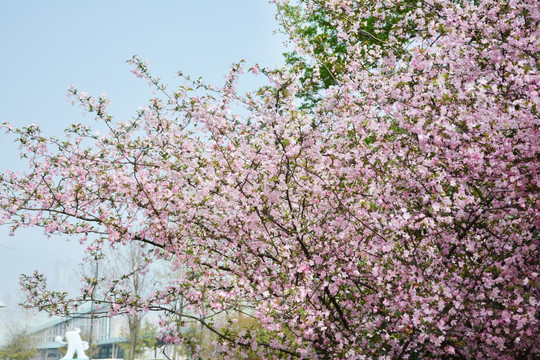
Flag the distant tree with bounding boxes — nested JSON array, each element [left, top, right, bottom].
[[276, 0, 417, 108], [120, 321, 157, 360], [79, 330, 99, 360], [79, 243, 156, 360], [0, 330, 37, 360]]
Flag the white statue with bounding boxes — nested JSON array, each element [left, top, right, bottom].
[[55, 328, 90, 360]]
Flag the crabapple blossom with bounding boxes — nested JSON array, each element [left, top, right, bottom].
[[1, 0, 539, 359]]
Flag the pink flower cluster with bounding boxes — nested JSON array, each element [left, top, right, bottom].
[[1, 0, 539, 358]]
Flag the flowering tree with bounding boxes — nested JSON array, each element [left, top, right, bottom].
[[1, 0, 539, 358], [79, 242, 157, 360]]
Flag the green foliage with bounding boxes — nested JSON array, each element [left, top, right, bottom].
[[222, 313, 270, 360], [0, 330, 37, 360], [177, 313, 268, 359], [120, 321, 158, 360], [277, 0, 417, 108], [138, 322, 158, 353], [79, 331, 100, 360]]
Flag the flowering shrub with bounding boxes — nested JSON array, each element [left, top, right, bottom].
[[1, 0, 539, 358]]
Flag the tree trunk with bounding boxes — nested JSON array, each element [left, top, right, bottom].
[[128, 314, 140, 360]]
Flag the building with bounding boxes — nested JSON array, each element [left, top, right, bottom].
[[29, 304, 127, 360]]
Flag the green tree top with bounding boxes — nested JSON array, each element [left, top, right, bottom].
[[0, 330, 37, 360], [277, 0, 419, 108]]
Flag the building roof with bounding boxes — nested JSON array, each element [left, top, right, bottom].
[[29, 302, 109, 334]]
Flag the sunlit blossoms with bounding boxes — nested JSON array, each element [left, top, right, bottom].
[[1, 0, 539, 359]]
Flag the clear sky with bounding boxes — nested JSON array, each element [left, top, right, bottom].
[[0, 0, 287, 330]]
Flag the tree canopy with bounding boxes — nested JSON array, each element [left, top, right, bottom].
[[1, 0, 539, 358], [0, 330, 37, 360]]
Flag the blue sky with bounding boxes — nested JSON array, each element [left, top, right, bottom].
[[0, 0, 287, 327]]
